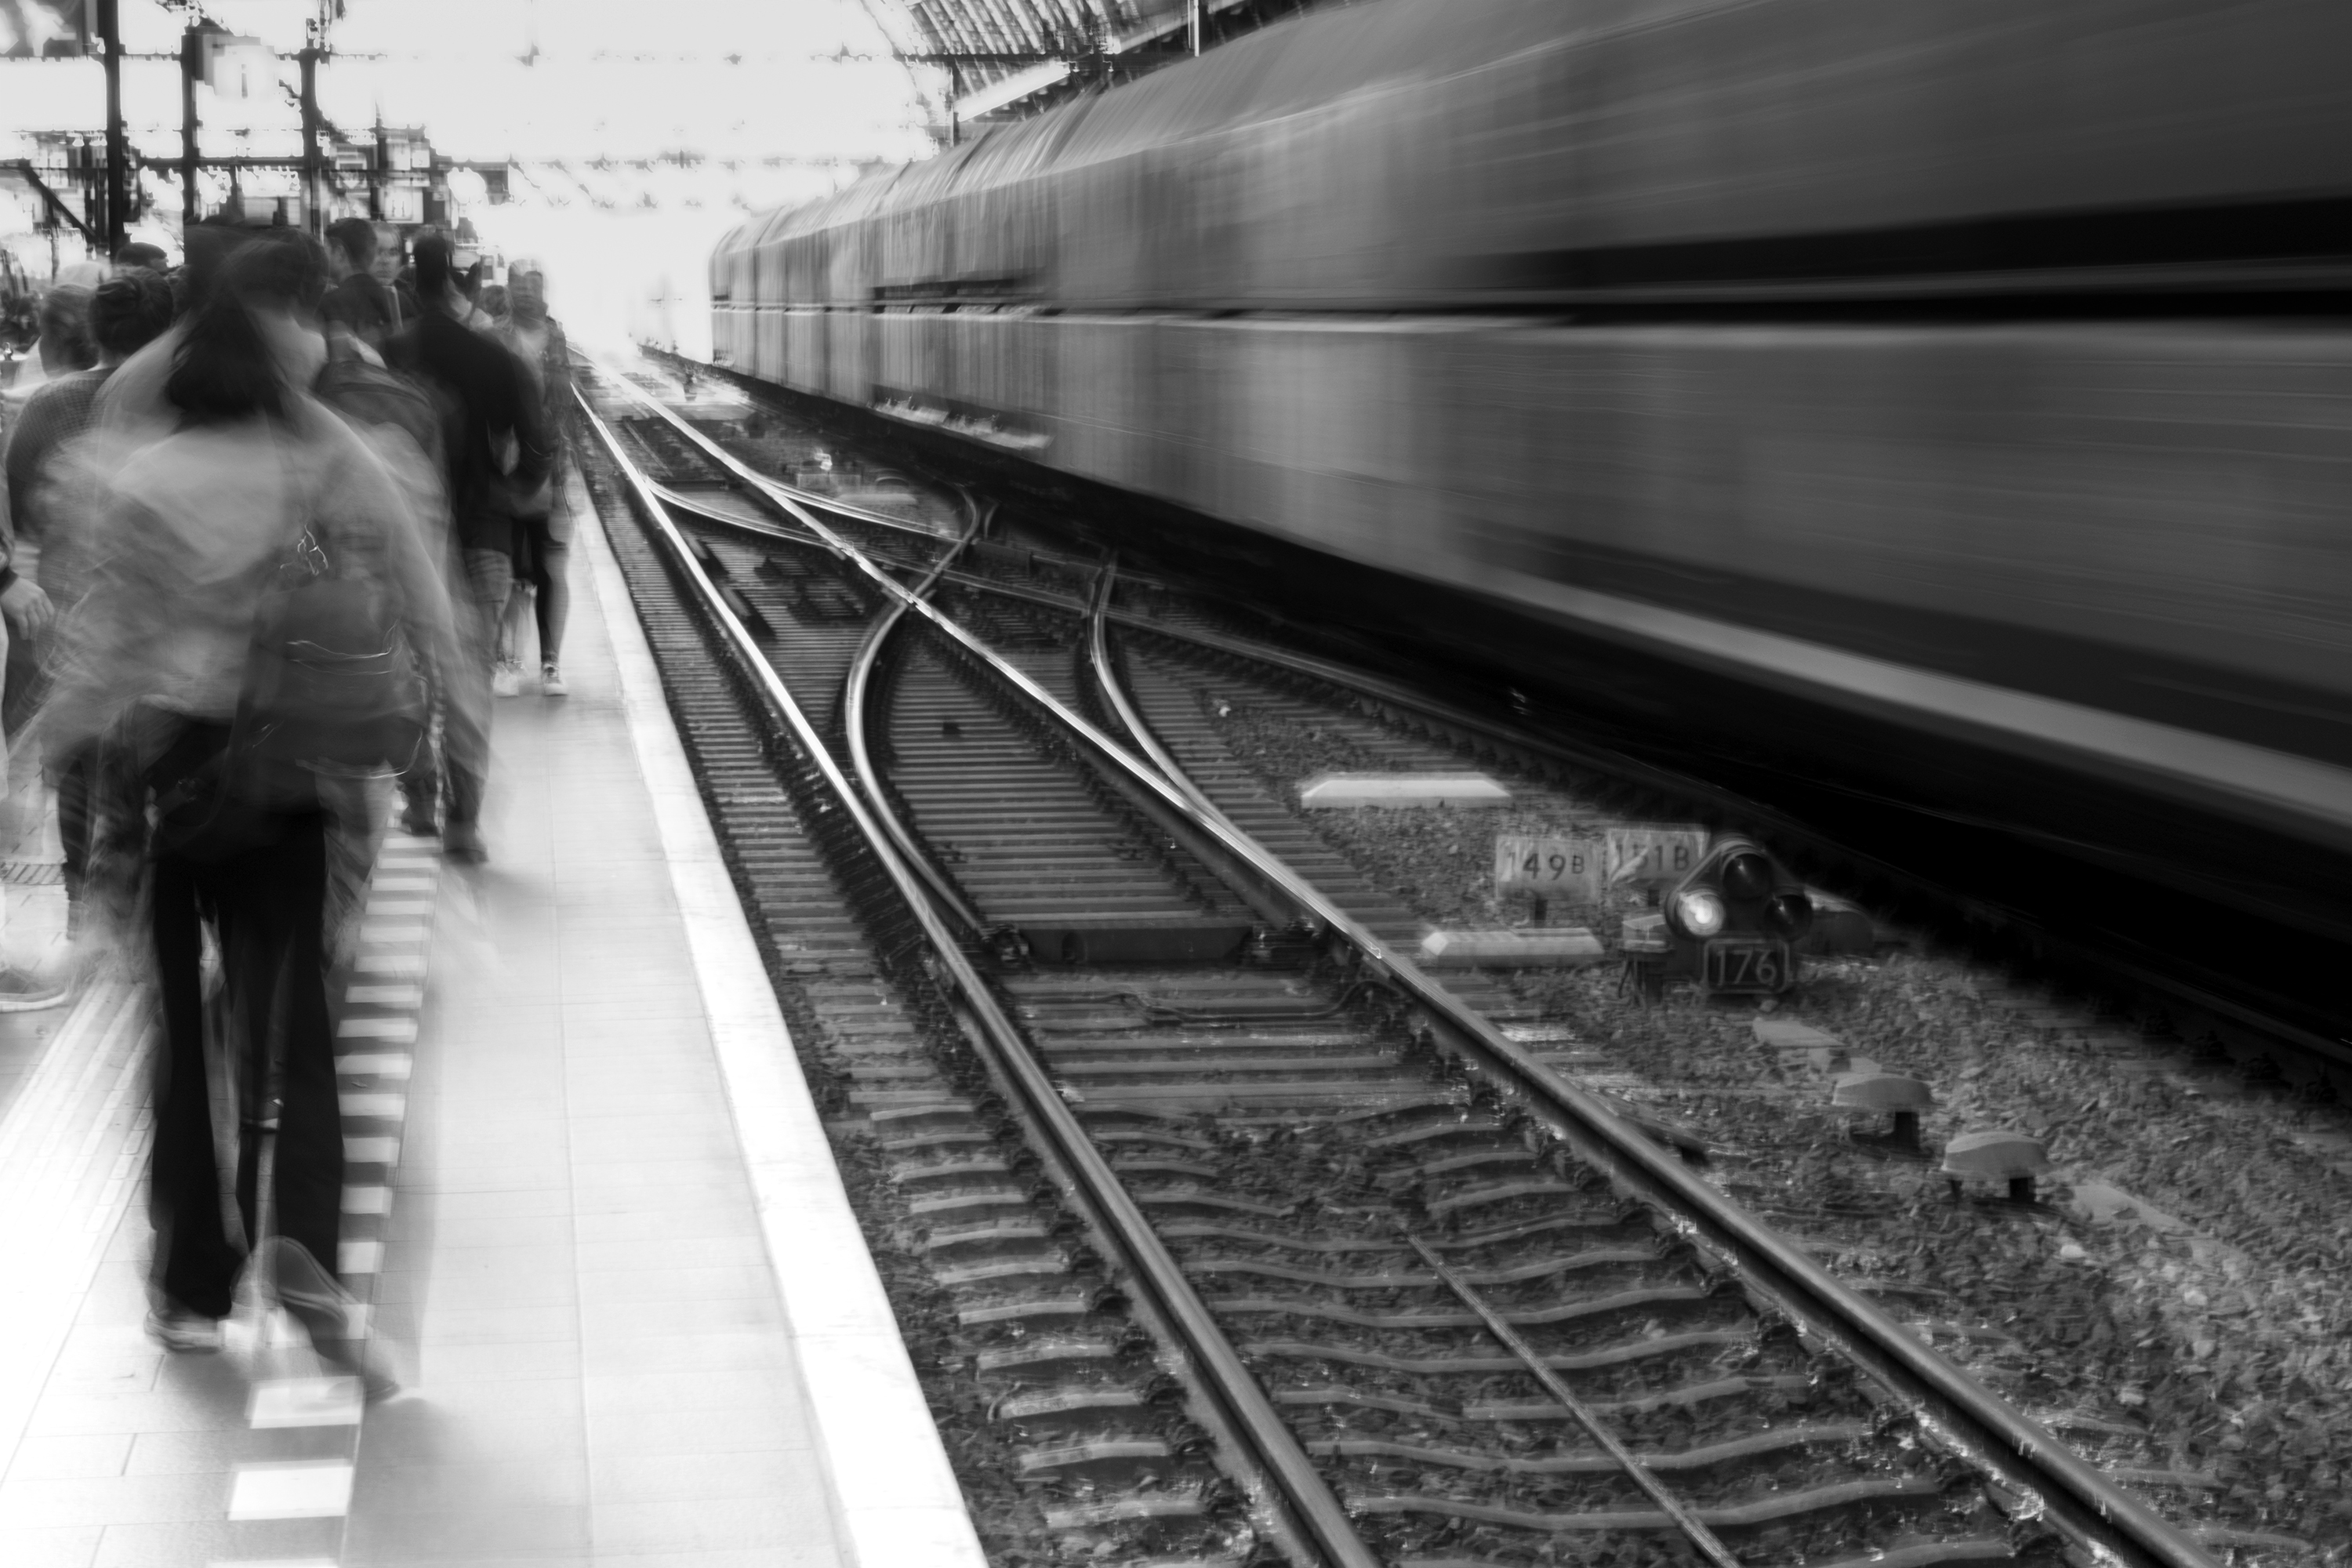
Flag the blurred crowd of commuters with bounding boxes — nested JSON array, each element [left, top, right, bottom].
[[0, 219, 575, 1380]]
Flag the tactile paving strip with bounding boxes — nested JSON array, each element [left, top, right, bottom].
[[213, 833, 445, 1551]]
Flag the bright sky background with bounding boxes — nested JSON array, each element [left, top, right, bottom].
[[2, 0, 938, 352]]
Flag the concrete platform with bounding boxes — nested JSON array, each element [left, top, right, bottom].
[[0, 474, 982, 1566]]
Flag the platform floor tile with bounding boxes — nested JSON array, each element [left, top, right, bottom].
[[339, 508, 844, 1567]]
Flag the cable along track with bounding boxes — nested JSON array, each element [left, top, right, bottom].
[[579, 362, 2216, 1568]]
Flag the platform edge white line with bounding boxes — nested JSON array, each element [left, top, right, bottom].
[[579, 473, 987, 1568]]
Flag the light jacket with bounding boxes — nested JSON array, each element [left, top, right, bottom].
[[42, 394, 457, 764]]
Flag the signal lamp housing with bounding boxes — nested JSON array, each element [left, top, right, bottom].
[[1720, 851, 1774, 902], [1766, 891, 1814, 941], [1668, 887, 1726, 938], [1624, 833, 1809, 999]]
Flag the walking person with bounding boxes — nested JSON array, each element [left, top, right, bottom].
[[0, 483, 66, 1010], [372, 225, 419, 328], [321, 217, 401, 354], [315, 318, 455, 938], [0, 281, 96, 413], [386, 234, 546, 862], [2, 269, 175, 949], [492, 258, 575, 696], [43, 233, 453, 1379]]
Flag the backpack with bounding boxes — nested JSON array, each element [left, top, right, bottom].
[[227, 437, 429, 811]]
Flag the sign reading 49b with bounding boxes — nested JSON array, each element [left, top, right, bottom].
[[1494, 836, 1601, 898]]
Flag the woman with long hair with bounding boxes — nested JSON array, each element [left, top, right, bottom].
[[44, 230, 454, 1385]]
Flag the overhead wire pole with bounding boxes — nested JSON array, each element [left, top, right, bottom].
[[180, 24, 201, 225], [299, 44, 322, 236], [297, 0, 338, 238], [99, 0, 127, 254]]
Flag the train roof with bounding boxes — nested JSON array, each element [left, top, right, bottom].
[[719, 0, 1567, 253]]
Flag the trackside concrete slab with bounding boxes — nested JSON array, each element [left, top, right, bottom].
[[1297, 771, 1511, 809], [1419, 927, 1606, 967]]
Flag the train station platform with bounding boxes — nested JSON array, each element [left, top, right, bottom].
[[0, 478, 984, 1567]]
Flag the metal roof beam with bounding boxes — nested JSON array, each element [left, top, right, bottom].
[[972, 0, 1037, 52], [1005, 0, 1066, 40], [920, 0, 985, 55], [953, 56, 1074, 118]]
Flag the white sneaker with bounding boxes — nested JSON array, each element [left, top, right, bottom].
[[492, 662, 521, 699], [264, 1237, 399, 1401], [145, 1306, 223, 1352], [541, 663, 567, 698]]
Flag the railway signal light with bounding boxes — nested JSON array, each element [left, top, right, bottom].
[[1628, 835, 1810, 998]]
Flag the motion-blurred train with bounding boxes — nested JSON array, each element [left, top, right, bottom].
[[712, 0, 2352, 1020]]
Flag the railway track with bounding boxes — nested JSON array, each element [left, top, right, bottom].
[[574, 361, 2217, 1568], [645, 346, 2352, 1105]]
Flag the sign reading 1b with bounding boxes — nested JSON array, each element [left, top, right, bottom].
[[1494, 836, 1602, 900], [1604, 826, 1710, 887]]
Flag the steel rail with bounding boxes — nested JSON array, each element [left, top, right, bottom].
[[1403, 1234, 1745, 1568], [594, 367, 2218, 1568], [632, 350, 2348, 1073], [1080, 606, 2220, 1568], [842, 505, 993, 937], [1083, 594, 2352, 1073], [1086, 563, 1205, 814], [653, 472, 1893, 884], [578, 387, 1381, 1568]]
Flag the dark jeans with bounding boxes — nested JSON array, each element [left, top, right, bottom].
[[446, 546, 512, 827], [56, 742, 93, 905], [398, 674, 441, 826], [516, 510, 572, 666], [148, 804, 340, 1320]]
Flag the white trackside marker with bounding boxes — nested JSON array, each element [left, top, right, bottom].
[[1296, 771, 1512, 809]]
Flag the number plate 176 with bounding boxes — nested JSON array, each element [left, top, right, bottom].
[[1703, 938, 1793, 994]]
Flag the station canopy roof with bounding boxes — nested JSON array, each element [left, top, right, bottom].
[[874, 0, 1323, 122]]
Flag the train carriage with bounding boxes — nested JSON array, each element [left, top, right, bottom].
[[711, 0, 2352, 951]]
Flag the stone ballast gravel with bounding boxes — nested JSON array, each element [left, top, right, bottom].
[[685, 377, 2348, 1557], [1193, 681, 2352, 1558]]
